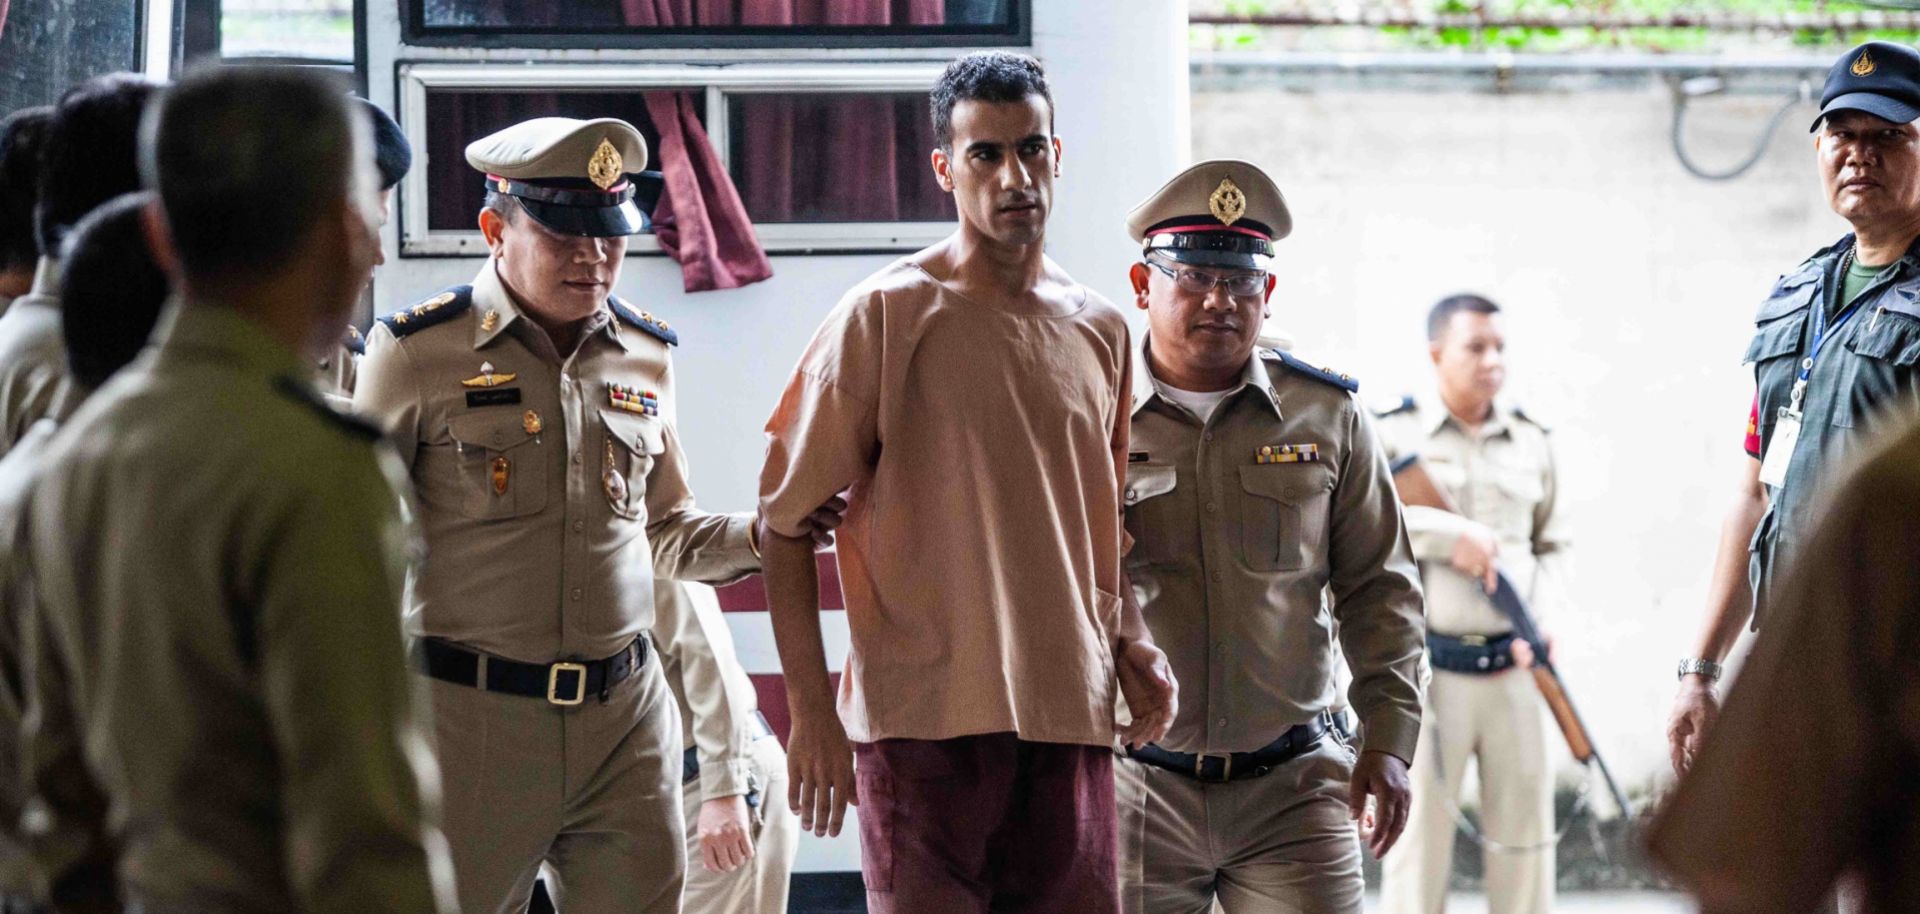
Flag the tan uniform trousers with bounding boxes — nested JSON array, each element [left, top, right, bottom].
[[429, 649, 683, 914], [680, 734, 798, 914], [1117, 739, 1362, 914], [1379, 669, 1552, 914]]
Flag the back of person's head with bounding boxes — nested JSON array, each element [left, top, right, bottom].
[[930, 51, 1053, 151], [1427, 292, 1501, 341], [60, 192, 170, 389], [37, 73, 162, 258], [142, 65, 364, 284], [0, 106, 53, 274], [354, 96, 412, 191]]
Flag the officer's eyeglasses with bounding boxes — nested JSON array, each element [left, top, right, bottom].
[[1144, 259, 1269, 300]]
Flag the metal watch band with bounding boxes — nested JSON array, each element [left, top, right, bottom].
[[1677, 657, 1725, 681]]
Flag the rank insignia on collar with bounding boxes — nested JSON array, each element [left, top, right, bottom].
[[481, 310, 499, 332], [1255, 443, 1320, 464], [461, 361, 517, 388], [607, 382, 659, 416]]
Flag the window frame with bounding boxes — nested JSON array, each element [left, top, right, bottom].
[[397, 61, 954, 258], [401, 0, 1028, 51], [173, 0, 364, 71]]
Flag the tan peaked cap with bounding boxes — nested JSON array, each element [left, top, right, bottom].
[[464, 116, 649, 182], [1125, 158, 1291, 243]]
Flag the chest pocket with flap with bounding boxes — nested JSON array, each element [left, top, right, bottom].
[[446, 411, 547, 520], [1238, 463, 1334, 573], [600, 408, 666, 520], [1122, 463, 1180, 567]]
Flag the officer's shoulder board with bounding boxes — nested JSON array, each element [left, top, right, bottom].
[[377, 285, 474, 338], [1264, 348, 1358, 393], [273, 377, 382, 442], [611, 295, 678, 347], [1372, 394, 1417, 419], [1512, 404, 1551, 432], [341, 323, 366, 356]]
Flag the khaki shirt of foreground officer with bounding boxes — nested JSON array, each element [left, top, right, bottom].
[[23, 302, 456, 914]]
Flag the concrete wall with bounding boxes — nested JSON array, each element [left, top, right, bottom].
[[1191, 79, 1844, 794]]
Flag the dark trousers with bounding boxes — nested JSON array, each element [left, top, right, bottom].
[[854, 733, 1118, 914]]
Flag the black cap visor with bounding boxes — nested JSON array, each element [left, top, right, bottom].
[[1812, 92, 1920, 131], [519, 198, 649, 237], [1145, 231, 1275, 271]]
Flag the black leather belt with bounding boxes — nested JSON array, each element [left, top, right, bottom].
[[1428, 631, 1518, 674], [683, 710, 777, 784], [417, 636, 647, 706], [1128, 709, 1337, 784]]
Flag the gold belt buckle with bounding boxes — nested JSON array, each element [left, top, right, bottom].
[[547, 662, 589, 706], [1194, 753, 1233, 782]]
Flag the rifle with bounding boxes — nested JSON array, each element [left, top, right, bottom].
[[1391, 454, 1632, 821]]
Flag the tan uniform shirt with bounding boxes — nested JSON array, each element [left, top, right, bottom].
[[0, 420, 56, 899], [653, 580, 761, 800], [1373, 394, 1571, 636], [0, 259, 70, 455], [22, 302, 456, 914], [355, 261, 757, 662], [1648, 421, 1920, 914], [1124, 343, 1425, 762], [759, 256, 1133, 746]]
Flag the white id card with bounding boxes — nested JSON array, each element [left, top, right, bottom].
[[1758, 412, 1801, 488]]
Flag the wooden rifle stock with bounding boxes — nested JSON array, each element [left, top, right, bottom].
[[1390, 454, 1631, 818]]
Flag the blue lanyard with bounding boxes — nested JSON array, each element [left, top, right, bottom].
[[1789, 250, 1886, 416]]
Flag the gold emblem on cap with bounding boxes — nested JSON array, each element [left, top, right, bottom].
[[496, 177, 510, 193], [588, 137, 623, 191], [1854, 50, 1877, 77], [1209, 177, 1247, 226]]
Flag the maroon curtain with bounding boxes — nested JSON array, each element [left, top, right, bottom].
[[643, 91, 774, 292]]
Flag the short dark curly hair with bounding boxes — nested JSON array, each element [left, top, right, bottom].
[[0, 106, 52, 273], [929, 51, 1053, 151], [37, 73, 161, 257], [1428, 293, 1502, 342], [60, 192, 169, 390]]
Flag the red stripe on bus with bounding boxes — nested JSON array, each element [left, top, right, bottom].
[[751, 672, 840, 747], [716, 551, 843, 613]]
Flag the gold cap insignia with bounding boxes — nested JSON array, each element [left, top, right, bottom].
[[497, 177, 511, 193], [461, 361, 518, 388], [1854, 50, 1877, 77], [1209, 177, 1247, 226], [588, 137, 623, 191]]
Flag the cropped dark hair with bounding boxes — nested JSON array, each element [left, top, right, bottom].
[[37, 73, 161, 257], [930, 51, 1053, 151], [1427, 293, 1502, 342], [0, 106, 52, 272], [142, 65, 359, 282], [60, 192, 169, 389]]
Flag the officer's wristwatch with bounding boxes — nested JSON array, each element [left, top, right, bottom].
[[1676, 658, 1724, 682]]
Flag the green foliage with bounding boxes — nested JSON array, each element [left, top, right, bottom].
[[1191, 0, 1920, 53]]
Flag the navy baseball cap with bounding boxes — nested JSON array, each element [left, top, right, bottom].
[[1813, 41, 1920, 131]]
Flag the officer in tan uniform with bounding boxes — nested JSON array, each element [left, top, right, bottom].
[[652, 580, 799, 914], [1116, 160, 1426, 914], [1375, 294, 1572, 914], [356, 116, 829, 914], [20, 65, 456, 914]]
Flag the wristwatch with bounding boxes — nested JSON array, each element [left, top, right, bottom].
[[1676, 658, 1724, 682]]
